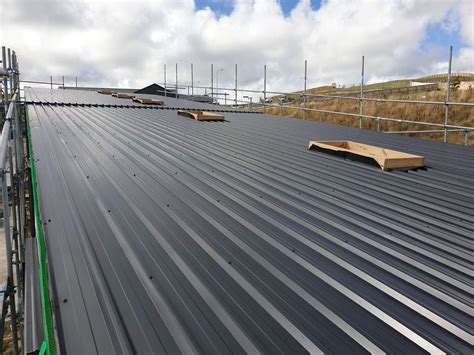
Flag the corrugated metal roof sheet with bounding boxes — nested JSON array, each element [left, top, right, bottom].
[[25, 87, 473, 354]]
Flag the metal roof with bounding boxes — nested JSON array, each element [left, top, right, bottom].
[[25, 87, 473, 354], [27, 87, 238, 111]]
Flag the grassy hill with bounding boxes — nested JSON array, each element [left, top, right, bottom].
[[264, 86, 474, 146]]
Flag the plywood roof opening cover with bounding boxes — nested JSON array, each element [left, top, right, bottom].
[[308, 140, 425, 170], [97, 89, 113, 95], [111, 92, 134, 99], [132, 97, 164, 105], [177, 110, 225, 121]]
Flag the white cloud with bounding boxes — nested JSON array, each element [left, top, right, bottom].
[[0, 0, 472, 101]]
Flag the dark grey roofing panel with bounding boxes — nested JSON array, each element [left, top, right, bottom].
[[26, 87, 133, 105], [26, 92, 473, 354], [26, 87, 238, 111], [23, 238, 44, 354]]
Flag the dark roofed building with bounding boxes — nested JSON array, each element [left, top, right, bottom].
[[135, 83, 178, 97], [135, 83, 214, 103]]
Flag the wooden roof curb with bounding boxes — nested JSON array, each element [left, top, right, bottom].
[[177, 110, 225, 121], [308, 140, 425, 170]]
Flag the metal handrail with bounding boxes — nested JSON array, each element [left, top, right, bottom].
[[384, 129, 466, 134], [21, 80, 63, 85], [0, 90, 19, 354], [258, 103, 474, 131], [156, 82, 474, 108], [0, 92, 17, 170]]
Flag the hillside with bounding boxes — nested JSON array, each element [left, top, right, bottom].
[[265, 87, 474, 146]]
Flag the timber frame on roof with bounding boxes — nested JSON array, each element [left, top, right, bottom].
[[132, 97, 164, 105], [177, 110, 225, 121], [308, 140, 426, 170], [111, 92, 134, 99]]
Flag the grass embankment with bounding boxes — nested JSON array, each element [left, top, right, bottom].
[[264, 88, 474, 146]]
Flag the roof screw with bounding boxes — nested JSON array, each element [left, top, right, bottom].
[[63, 298, 68, 303], [108, 210, 111, 213]]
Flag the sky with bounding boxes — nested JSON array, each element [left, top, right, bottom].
[[0, 0, 473, 100]]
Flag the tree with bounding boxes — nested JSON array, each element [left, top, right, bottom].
[[450, 76, 461, 91]]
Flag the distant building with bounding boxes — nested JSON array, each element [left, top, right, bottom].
[[134, 83, 178, 97], [135, 83, 214, 103]]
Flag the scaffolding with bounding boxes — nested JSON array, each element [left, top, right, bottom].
[[0, 45, 21, 355], [25, 46, 473, 146], [153, 46, 473, 146], [0, 45, 56, 355]]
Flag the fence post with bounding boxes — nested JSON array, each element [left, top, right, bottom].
[[211, 64, 214, 102], [175, 63, 178, 98], [235, 64, 238, 107], [191, 63, 194, 96], [50, 75, 52, 90], [464, 131, 469, 146], [7, 48, 12, 97], [444, 45, 453, 143], [304, 60, 307, 120], [263, 64, 267, 113], [75, 76, 78, 87], [359, 55, 364, 129], [12, 51, 20, 95], [2, 47, 7, 113], [164, 64, 167, 97]]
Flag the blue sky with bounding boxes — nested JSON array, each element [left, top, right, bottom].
[[421, 21, 465, 56], [196, 0, 466, 55], [195, 0, 322, 16]]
